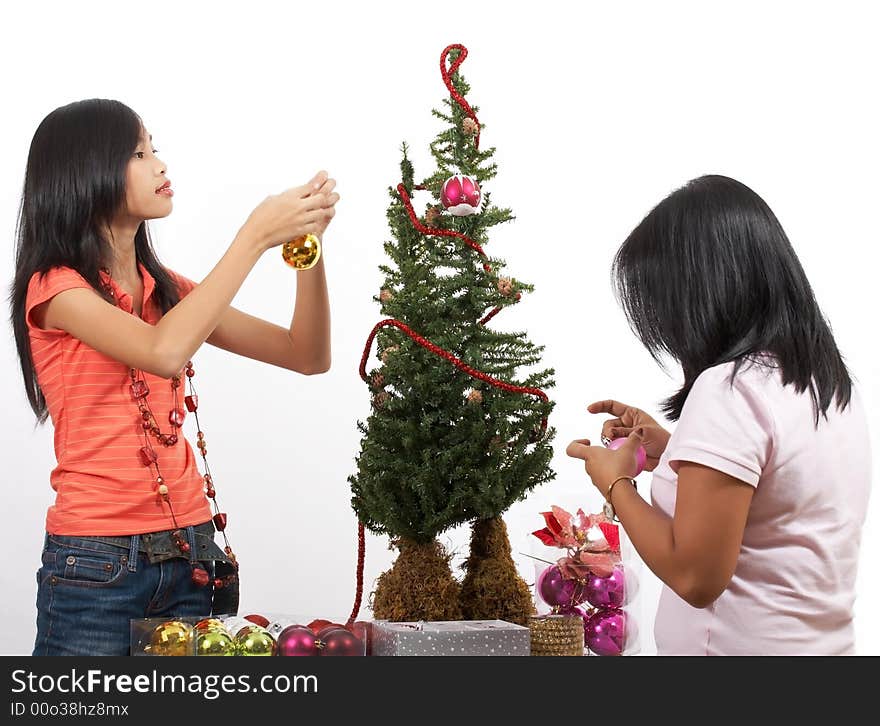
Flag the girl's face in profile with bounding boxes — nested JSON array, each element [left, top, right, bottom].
[[121, 126, 173, 223]]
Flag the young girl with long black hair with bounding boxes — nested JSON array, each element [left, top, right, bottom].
[[10, 98, 339, 655], [567, 175, 871, 655]]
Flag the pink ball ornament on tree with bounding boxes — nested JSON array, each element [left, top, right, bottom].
[[440, 174, 481, 216]]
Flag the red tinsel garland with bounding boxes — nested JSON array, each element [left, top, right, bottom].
[[441, 44, 481, 149]]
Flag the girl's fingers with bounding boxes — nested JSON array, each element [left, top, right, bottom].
[[316, 178, 337, 195], [566, 439, 593, 459], [601, 419, 624, 440], [588, 399, 629, 416], [301, 192, 330, 211], [309, 170, 329, 190], [303, 208, 327, 224], [609, 426, 633, 439]]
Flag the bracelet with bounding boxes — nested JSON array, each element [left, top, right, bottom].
[[603, 476, 637, 523]]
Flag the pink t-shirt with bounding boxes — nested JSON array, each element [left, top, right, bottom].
[[651, 358, 871, 655]]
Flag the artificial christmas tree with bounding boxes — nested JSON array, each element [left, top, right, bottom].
[[348, 44, 556, 624]]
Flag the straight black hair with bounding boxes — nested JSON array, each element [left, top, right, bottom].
[[612, 174, 851, 423], [9, 99, 181, 424]]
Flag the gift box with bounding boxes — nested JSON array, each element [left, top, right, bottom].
[[372, 619, 530, 656], [130, 614, 369, 656]]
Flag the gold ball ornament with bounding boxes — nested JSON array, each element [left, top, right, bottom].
[[462, 117, 479, 136], [196, 628, 236, 656], [467, 389, 483, 404], [281, 233, 322, 270], [497, 277, 513, 296], [194, 618, 227, 634], [379, 288, 394, 303], [235, 626, 277, 656], [147, 620, 193, 656]]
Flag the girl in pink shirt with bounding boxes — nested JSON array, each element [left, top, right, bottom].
[[566, 175, 871, 655]]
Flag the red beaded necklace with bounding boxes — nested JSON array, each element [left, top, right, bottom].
[[99, 266, 238, 589]]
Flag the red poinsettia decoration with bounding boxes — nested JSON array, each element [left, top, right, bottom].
[[531, 505, 622, 580]]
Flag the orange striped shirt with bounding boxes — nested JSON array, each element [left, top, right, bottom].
[[26, 262, 212, 535]]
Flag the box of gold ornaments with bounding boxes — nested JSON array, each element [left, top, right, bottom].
[[130, 614, 370, 656]]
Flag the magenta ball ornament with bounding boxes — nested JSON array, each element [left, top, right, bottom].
[[317, 627, 363, 656], [584, 609, 627, 657], [277, 625, 318, 657], [537, 564, 588, 608], [585, 566, 627, 610]]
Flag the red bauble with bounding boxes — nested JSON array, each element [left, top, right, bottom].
[[277, 625, 318, 656], [318, 627, 363, 656], [351, 621, 373, 656], [440, 174, 481, 216], [244, 614, 270, 628], [308, 619, 334, 632]]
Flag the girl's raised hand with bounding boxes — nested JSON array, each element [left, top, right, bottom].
[[243, 171, 340, 252], [310, 175, 338, 239]]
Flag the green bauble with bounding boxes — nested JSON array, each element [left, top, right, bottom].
[[235, 626, 277, 656], [196, 629, 235, 656]]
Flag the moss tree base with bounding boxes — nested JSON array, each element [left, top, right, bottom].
[[371, 538, 462, 622], [459, 516, 535, 626]]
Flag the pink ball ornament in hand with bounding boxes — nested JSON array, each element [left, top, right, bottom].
[[608, 437, 647, 476], [440, 174, 481, 216], [537, 564, 588, 608]]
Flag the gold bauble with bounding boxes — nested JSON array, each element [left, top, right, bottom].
[[235, 626, 277, 656], [196, 629, 236, 656], [194, 618, 227, 634], [147, 620, 194, 657], [281, 234, 322, 270]]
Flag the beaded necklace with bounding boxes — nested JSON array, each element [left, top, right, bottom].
[[99, 266, 238, 589]]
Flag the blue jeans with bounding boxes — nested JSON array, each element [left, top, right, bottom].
[[33, 523, 228, 656]]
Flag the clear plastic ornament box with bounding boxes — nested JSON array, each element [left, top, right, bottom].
[[130, 613, 370, 656]]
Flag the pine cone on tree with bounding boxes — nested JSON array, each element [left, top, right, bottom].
[[380, 345, 400, 364], [425, 205, 441, 226]]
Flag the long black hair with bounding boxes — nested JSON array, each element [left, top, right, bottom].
[[9, 99, 181, 424], [613, 174, 851, 423]]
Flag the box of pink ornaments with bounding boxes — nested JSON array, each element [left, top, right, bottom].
[[529, 505, 642, 656]]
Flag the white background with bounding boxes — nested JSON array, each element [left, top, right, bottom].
[[1, 1, 877, 656]]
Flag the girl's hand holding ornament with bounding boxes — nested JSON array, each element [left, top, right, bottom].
[[588, 399, 671, 472], [243, 170, 340, 254]]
